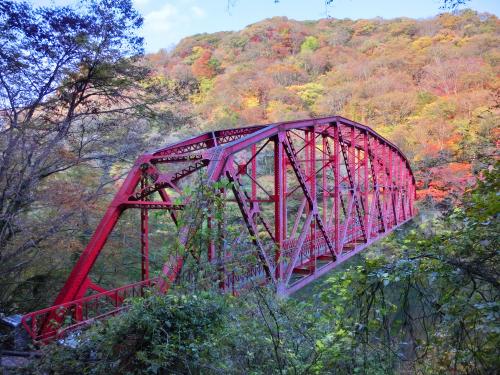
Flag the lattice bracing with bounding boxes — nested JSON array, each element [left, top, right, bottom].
[[21, 116, 416, 343]]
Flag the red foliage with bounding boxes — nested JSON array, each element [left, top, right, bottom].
[[417, 162, 476, 202], [146, 13, 499, 205], [192, 50, 216, 79]]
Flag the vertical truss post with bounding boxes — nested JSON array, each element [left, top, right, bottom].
[[402, 157, 405, 222], [409, 168, 414, 217], [381, 144, 390, 225], [389, 146, 396, 227], [309, 126, 316, 269], [363, 131, 369, 240], [322, 135, 327, 224], [407, 168, 411, 216], [282, 139, 288, 247], [394, 154, 399, 224], [339, 125, 366, 242], [251, 144, 257, 201], [283, 132, 335, 259], [228, 169, 275, 284], [303, 130, 311, 259], [393, 149, 398, 225], [368, 137, 385, 233], [274, 134, 285, 280], [397, 155, 403, 222], [333, 123, 340, 254], [356, 147, 361, 206], [217, 189, 226, 290], [403, 158, 407, 220], [349, 126, 357, 240], [401, 157, 407, 221], [407, 163, 411, 218], [140, 178, 149, 282], [388, 147, 392, 226]]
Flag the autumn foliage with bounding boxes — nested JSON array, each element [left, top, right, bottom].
[[146, 10, 499, 204]]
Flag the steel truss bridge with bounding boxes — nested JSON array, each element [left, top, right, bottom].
[[21, 116, 416, 343]]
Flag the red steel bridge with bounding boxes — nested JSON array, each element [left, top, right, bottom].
[[21, 116, 416, 343]]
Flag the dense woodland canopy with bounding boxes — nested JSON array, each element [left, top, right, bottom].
[[0, 0, 187, 312], [146, 10, 498, 203], [0, 1, 499, 374]]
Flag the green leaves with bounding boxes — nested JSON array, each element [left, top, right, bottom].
[[300, 36, 320, 53], [314, 164, 499, 373]]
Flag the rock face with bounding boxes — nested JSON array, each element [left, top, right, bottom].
[[0, 314, 30, 351]]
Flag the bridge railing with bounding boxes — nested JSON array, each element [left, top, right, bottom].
[[21, 279, 155, 343]]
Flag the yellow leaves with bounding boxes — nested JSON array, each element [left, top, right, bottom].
[[277, 22, 291, 37], [140, 74, 176, 91], [288, 82, 324, 106], [190, 78, 214, 104], [353, 19, 377, 36], [432, 31, 455, 43], [471, 105, 491, 119], [454, 36, 471, 47], [411, 36, 433, 50], [266, 100, 281, 113], [209, 106, 239, 125], [420, 98, 457, 120], [438, 13, 460, 29], [411, 29, 457, 49], [184, 45, 204, 65], [242, 95, 260, 109], [300, 36, 320, 53], [192, 46, 204, 55], [266, 100, 287, 120]]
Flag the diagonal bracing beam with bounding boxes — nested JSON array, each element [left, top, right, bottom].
[[21, 116, 416, 344]]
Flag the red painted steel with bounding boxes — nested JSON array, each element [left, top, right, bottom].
[[22, 116, 417, 343]]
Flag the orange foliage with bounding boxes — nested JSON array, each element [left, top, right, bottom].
[[417, 163, 476, 202], [192, 50, 216, 79], [145, 11, 499, 205]]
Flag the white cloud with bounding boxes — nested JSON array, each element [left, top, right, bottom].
[[143, 3, 178, 33], [139, 1, 207, 52], [190, 5, 205, 18]]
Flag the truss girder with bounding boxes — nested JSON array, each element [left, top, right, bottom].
[[22, 116, 416, 343]]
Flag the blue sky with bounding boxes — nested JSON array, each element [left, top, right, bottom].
[[31, 0, 500, 52]]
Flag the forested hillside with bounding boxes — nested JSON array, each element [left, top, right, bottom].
[[1, 2, 499, 373], [146, 10, 499, 204]]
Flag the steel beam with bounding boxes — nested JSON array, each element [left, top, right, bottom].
[[23, 116, 417, 343]]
